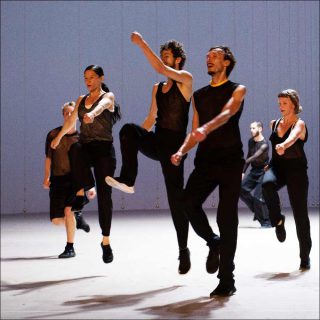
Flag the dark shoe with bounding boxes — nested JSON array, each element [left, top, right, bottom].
[[178, 248, 191, 274], [275, 215, 286, 242], [58, 246, 75, 258], [105, 176, 135, 194], [300, 258, 311, 270], [71, 195, 89, 212], [101, 242, 113, 263], [74, 212, 90, 233], [210, 282, 236, 298], [206, 242, 220, 274]]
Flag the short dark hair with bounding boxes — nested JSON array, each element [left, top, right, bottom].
[[278, 89, 303, 114], [160, 40, 186, 70], [209, 46, 236, 77]]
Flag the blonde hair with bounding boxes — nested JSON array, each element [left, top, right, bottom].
[[61, 101, 76, 114], [278, 89, 303, 114]]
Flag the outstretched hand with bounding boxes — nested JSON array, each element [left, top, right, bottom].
[[131, 31, 143, 45], [51, 137, 61, 149], [275, 143, 285, 155], [83, 112, 94, 124], [86, 187, 96, 200]]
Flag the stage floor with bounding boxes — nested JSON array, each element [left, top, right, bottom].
[[1, 208, 319, 319]]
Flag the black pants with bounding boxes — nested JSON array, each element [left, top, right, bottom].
[[240, 168, 270, 224], [262, 165, 311, 261], [183, 160, 244, 285], [69, 140, 116, 237], [119, 123, 189, 250]]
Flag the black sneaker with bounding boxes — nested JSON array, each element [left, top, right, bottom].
[[300, 258, 311, 270], [71, 195, 89, 212], [58, 246, 75, 259], [178, 248, 191, 274], [210, 282, 236, 298], [74, 212, 90, 233], [206, 242, 220, 274], [101, 242, 113, 263], [275, 215, 286, 242], [105, 176, 135, 194]]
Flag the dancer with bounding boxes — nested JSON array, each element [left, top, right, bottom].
[[262, 89, 312, 270], [171, 46, 246, 297], [240, 121, 271, 227], [43, 101, 93, 258], [106, 31, 193, 274], [51, 65, 121, 263]]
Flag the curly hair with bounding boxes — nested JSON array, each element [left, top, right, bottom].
[[160, 40, 187, 70]]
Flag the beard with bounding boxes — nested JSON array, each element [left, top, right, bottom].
[[207, 70, 215, 76], [252, 131, 259, 138]]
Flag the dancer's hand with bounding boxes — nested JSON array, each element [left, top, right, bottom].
[[51, 136, 61, 149], [264, 165, 269, 172], [83, 112, 94, 124], [43, 178, 50, 189], [275, 143, 285, 155], [86, 187, 96, 200], [131, 31, 143, 45], [192, 127, 207, 142], [171, 152, 183, 166]]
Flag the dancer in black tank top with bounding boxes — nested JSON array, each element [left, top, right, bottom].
[[105, 32, 193, 274], [172, 46, 246, 297], [240, 121, 271, 227], [262, 89, 312, 270], [51, 65, 121, 264]]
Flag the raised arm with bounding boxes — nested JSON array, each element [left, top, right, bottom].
[[141, 84, 158, 131], [171, 97, 199, 166], [192, 85, 247, 142], [51, 96, 82, 149], [275, 119, 306, 155], [131, 31, 193, 88], [83, 92, 115, 124]]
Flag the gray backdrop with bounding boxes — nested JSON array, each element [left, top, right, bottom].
[[1, 1, 319, 214]]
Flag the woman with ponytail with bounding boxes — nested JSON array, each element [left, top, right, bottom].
[[51, 65, 121, 264]]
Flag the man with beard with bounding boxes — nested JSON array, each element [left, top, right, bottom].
[[171, 46, 246, 297], [240, 121, 271, 227], [106, 31, 193, 274]]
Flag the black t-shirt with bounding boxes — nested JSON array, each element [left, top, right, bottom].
[[45, 126, 79, 176]]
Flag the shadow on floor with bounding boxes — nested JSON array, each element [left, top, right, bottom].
[[137, 295, 230, 319], [255, 269, 309, 281], [1, 255, 57, 261], [1, 276, 105, 295]]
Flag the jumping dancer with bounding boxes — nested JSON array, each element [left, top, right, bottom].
[[51, 65, 121, 263], [106, 31, 193, 274], [262, 89, 312, 270], [172, 46, 246, 297]]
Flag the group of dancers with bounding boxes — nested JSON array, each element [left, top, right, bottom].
[[43, 31, 312, 298]]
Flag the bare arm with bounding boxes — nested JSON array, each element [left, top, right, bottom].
[[275, 119, 306, 155], [193, 85, 247, 142], [43, 157, 51, 189], [83, 92, 115, 124], [131, 32, 193, 90], [171, 97, 199, 166], [141, 84, 158, 131], [51, 96, 82, 149]]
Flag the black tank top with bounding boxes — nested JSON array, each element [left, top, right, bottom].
[[193, 81, 244, 165], [78, 94, 113, 143], [270, 118, 308, 168], [155, 81, 190, 134]]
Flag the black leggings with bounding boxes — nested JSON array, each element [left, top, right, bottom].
[[183, 160, 244, 284], [119, 123, 189, 250], [69, 140, 116, 236], [262, 166, 311, 261]]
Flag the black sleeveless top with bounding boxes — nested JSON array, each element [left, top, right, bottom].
[[155, 81, 190, 134], [270, 118, 308, 169], [78, 94, 113, 143], [193, 81, 244, 165]]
